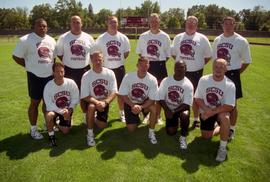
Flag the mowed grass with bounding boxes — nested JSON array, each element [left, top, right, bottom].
[[0, 38, 270, 182]]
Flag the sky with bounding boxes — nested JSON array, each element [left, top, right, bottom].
[[1, 0, 269, 14]]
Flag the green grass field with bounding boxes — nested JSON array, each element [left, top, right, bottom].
[[0, 38, 270, 182]]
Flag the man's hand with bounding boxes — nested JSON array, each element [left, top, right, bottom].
[[131, 104, 142, 115]]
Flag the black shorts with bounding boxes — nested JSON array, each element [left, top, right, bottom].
[[64, 65, 90, 90], [166, 112, 180, 128], [185, 69, 203, 91], [124, 103, 148, 124], [149, 61, 168, 85], [96, 104, 110, 123], [200, 114, 220, 131], [27, 72, 53, 100], [54, 112, 72, 127], [111, 65, 125, 89], [225, 69, 242, 99]]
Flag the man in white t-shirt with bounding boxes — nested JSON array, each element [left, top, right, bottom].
[[136, 13, 171, 125], [195, 58, 236, 162], [56, 15, 95, 121], [171, 16, 212, 129], [119, 57, 158, 144], [43, 62, 79, 147], [12, 18, 56, 140], [159, 61, 193, 150], [95, 16, 130, 123], [81, 51, 117, 147], [212, 16, 251, 140]]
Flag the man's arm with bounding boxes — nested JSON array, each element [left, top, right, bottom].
[[12, 55, 25, 67], [240, 63, 249, 74], [204, 57, 211, 65]]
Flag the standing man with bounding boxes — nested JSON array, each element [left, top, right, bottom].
[[95, 16, 130, 122], [56, 15, 95, 122], [159, 61, 193, 150], [212, 16, 251, 140], [44, 62, 79, 147], [171, 15, 212, 129], [119, 57, 158, 144], [136, 13, 171, 125], [81, 51, 117, 147], [195, 58, 236, 162], [12, 18, 56, 139]]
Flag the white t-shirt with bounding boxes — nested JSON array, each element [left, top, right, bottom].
[[81, 67, 117, 100], [158, 76, 194, 110], [56, 31, 95, 69], [95, 31, 130, 69], [212, 33, 252, 70], [136, 30, 171, 62], [13, 33, 56, 78], [119, 72, 158, 104], [43, 78, 79, 114], [171, 32, 212, 72], [194, 74, 236, 113]]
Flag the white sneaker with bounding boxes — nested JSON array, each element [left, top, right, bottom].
[[142, 114, 150, 125], [179, 136, 187, 150], [86, 134, 96, 147], [157, 117, 164, 125], [30, 128, 44, 140], [119, 111, 126, 123], [148, 132, 157, 144], [216, 146, 227, 162]]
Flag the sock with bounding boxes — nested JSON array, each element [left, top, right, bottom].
[[149, 128, 155, 134], [31, 125, 37, 131], [220, 140, 227, 148], [87, 129, 94, 136], [48, 131, 55, 136], [230, 126, 236, 131], [194, 117, 199, 122]]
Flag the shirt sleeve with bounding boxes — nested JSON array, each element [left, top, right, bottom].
[[183, 83, 194, 106], [148, 77, 159, 101], [13, 38, 26, 58], [171, 36, 177, 57], [164, 34, 171, 58], [203, 36, 212, 58], [194, 78, 203, 99], [124, 35, 131, 53], [69, 80, 80, 108], [56, 35, 64, 56], [80, 74, 89, 99], [240, 39, 252, 64], [158, 78, 166, 100], [224, 82, 236, 107], [136, 35, 144, 55], [118, 74, 129, 96], [109, 71, 118, 93]]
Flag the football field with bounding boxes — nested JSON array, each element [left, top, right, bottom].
[[0, 38, 270, 181]]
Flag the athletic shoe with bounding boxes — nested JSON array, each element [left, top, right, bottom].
[[86, 134, 96, 147], [119, 111, 126, 123], [49, 135, 57, 147], [179, 136, 187, 150], [229, 129, 235, 141], [192, 120, 200, 129], [148, 132, 157, 144], [216, 146, 227, 162], [157, 117, 164, 125], [142, 113, 150, 125], [30, 128, 44, 140]]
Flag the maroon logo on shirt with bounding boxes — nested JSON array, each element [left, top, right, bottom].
[[168, 90, 182, 104], [38, 47, 50, 58], [94, 84, 108, 97], [56, 96, 69, 109], [71, 44, 86, 57], [131, 88, 147, 102], [107, 45, 121, 57], [217, 48, 231, 62], [206, 93, 221, 107], [147, 44, 159, 58], [180, 44, 195, 57]]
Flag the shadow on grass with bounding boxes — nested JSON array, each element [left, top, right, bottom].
[[0, 124, 101, 159], [96, 121, 221, 172]]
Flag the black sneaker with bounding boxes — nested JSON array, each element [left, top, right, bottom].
[[192, 120, 200, 129], [49, 135, 57, 147]]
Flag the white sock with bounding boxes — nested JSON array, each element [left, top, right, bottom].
[[149, 128, 155, 134], [87, 129, 94, 136], [230, 126, 236, 131], [220, 140, 227, 148], [48, 131, 54, 136], [31, 125, 37, 131]]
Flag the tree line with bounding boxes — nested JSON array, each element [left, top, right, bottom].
[[0, 0, 269, 31]]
